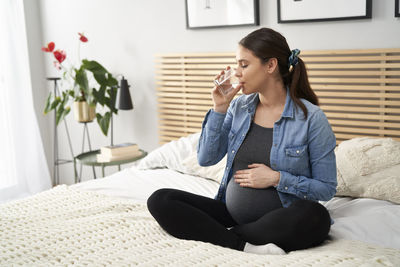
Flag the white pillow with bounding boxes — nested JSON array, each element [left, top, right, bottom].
[[137, 133, 199, 172], [181, 152, 226, 183], [137, 132, 226, 183], [335, 137, 400, 204]]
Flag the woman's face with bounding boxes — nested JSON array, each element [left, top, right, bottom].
[[235, 45, 270, 95]]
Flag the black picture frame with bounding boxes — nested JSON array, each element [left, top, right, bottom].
[[396, 0, 400, 17], [185, 0, 260, 29], [277, 0, 372, 24]]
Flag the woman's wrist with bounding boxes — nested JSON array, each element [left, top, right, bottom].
[[273, 171, 280, 187], [213, 105, 228, 113]]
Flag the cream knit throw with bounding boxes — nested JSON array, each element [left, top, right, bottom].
[[1, 186, 399, 266]]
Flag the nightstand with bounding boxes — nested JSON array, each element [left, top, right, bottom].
[[73, 149, 147, 183]]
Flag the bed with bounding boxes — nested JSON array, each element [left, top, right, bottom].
[[1, 48, 400, 266]]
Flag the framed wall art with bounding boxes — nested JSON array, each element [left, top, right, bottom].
[[396, 0, 400, 17], [277, 0, 372, 23], [185, 0, 260, 29]]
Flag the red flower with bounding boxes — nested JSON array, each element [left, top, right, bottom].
[[41, 42, 55, 52], [53, 50, 66, 64], [78, 33, 88, 42]]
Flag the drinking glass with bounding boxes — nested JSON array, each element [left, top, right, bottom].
[[214, 68, 239, 95]]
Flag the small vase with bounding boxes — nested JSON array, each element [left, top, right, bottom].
[[73, 101, 95, 122]]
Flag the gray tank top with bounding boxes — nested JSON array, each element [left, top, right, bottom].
[[226, 122, 282, 225]]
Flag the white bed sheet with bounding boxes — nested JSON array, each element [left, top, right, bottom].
[[326, 197, 400, 249], [72, 167, 400, 250]]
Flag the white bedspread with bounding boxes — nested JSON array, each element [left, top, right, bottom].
[[73, 167, 400, 250], [1, 186, 399, 266], [72, 167, 219, 201]]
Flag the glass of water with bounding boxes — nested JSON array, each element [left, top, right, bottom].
[[214, 67, 239, 95]]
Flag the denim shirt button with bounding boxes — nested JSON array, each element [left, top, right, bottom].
[[304, 195, 307, 199], [284, 186, 288, 190], [231, 150, 235, 154]]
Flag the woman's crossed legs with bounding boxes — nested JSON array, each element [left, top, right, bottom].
[[147, 188, 331, 252]]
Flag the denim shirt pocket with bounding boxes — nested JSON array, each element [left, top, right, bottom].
[[284, 144, 309, 174]]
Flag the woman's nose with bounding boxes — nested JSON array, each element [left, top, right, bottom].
[[234, 69, 241, 77]]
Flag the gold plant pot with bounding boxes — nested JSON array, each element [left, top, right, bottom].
[[73, 101, 96, 122]]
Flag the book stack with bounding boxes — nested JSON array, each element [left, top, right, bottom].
[[97, 143, 141, 162]]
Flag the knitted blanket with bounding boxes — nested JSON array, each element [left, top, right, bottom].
[[1, 186, 399, 266]]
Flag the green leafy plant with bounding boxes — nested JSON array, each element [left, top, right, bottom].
[[42, 33, 118, 136]]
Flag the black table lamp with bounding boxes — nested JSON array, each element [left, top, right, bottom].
[[118, 76, 133, 110], [110, 76, 133, 146]]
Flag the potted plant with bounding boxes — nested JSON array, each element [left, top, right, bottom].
[[42, 33, 118, 136]]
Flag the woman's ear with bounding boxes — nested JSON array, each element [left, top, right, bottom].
[[265, 58, 278, 74]]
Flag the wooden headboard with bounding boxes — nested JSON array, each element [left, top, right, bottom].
[[155, 48, 400, 144]]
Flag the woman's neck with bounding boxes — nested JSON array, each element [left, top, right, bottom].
[[258, 79, 286, 110]]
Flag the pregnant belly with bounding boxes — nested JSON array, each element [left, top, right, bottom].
[[226, 178, 282, 225]]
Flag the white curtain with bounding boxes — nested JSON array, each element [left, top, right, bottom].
[[0, 0, 51, 203]]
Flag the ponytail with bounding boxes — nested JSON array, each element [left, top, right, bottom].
[[289, 57, 319, 119]]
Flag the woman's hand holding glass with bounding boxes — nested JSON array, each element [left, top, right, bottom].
[[212, 66, 242, 113]]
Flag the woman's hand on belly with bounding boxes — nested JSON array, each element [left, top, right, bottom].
[[234, 163, 280, 189]]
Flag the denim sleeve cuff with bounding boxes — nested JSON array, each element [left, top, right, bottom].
[[276, 171, 299, 195], [203, 109, 226, 131]]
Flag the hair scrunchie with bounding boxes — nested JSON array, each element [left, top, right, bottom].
[[288, 48, 300, 68]]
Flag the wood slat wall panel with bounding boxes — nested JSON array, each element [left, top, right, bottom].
[[156, 75, 400, 84], [312, 85, 400, 91], [156, 49, 400, 144], [157, 69, 400, 76]]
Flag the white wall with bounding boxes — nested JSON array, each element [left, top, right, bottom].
[[35, 0, 400, 185]]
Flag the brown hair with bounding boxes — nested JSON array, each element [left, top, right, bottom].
[[239, 28, 319, 118]]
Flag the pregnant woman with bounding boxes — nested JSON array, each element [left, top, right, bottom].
[[147, 27, 337, 254]]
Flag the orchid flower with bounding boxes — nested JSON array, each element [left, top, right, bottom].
[[78, 33, 88, 42], [53, 50, 66, 64], [41, 42, 55, 52]]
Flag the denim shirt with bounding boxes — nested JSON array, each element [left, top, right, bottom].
[[197, 89, 337, 208]]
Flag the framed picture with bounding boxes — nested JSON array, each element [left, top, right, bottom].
[[277, 0, 372, 23], [396, 0, 400, 17], [185, 0, 260, 29]]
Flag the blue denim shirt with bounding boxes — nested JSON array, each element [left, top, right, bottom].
[[197, 90, 337, 208]]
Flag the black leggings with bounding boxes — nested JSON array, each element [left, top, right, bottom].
[[147, 188, 331, 252]]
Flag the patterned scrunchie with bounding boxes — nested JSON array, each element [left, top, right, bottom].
[[288, 49, 300, 68]]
